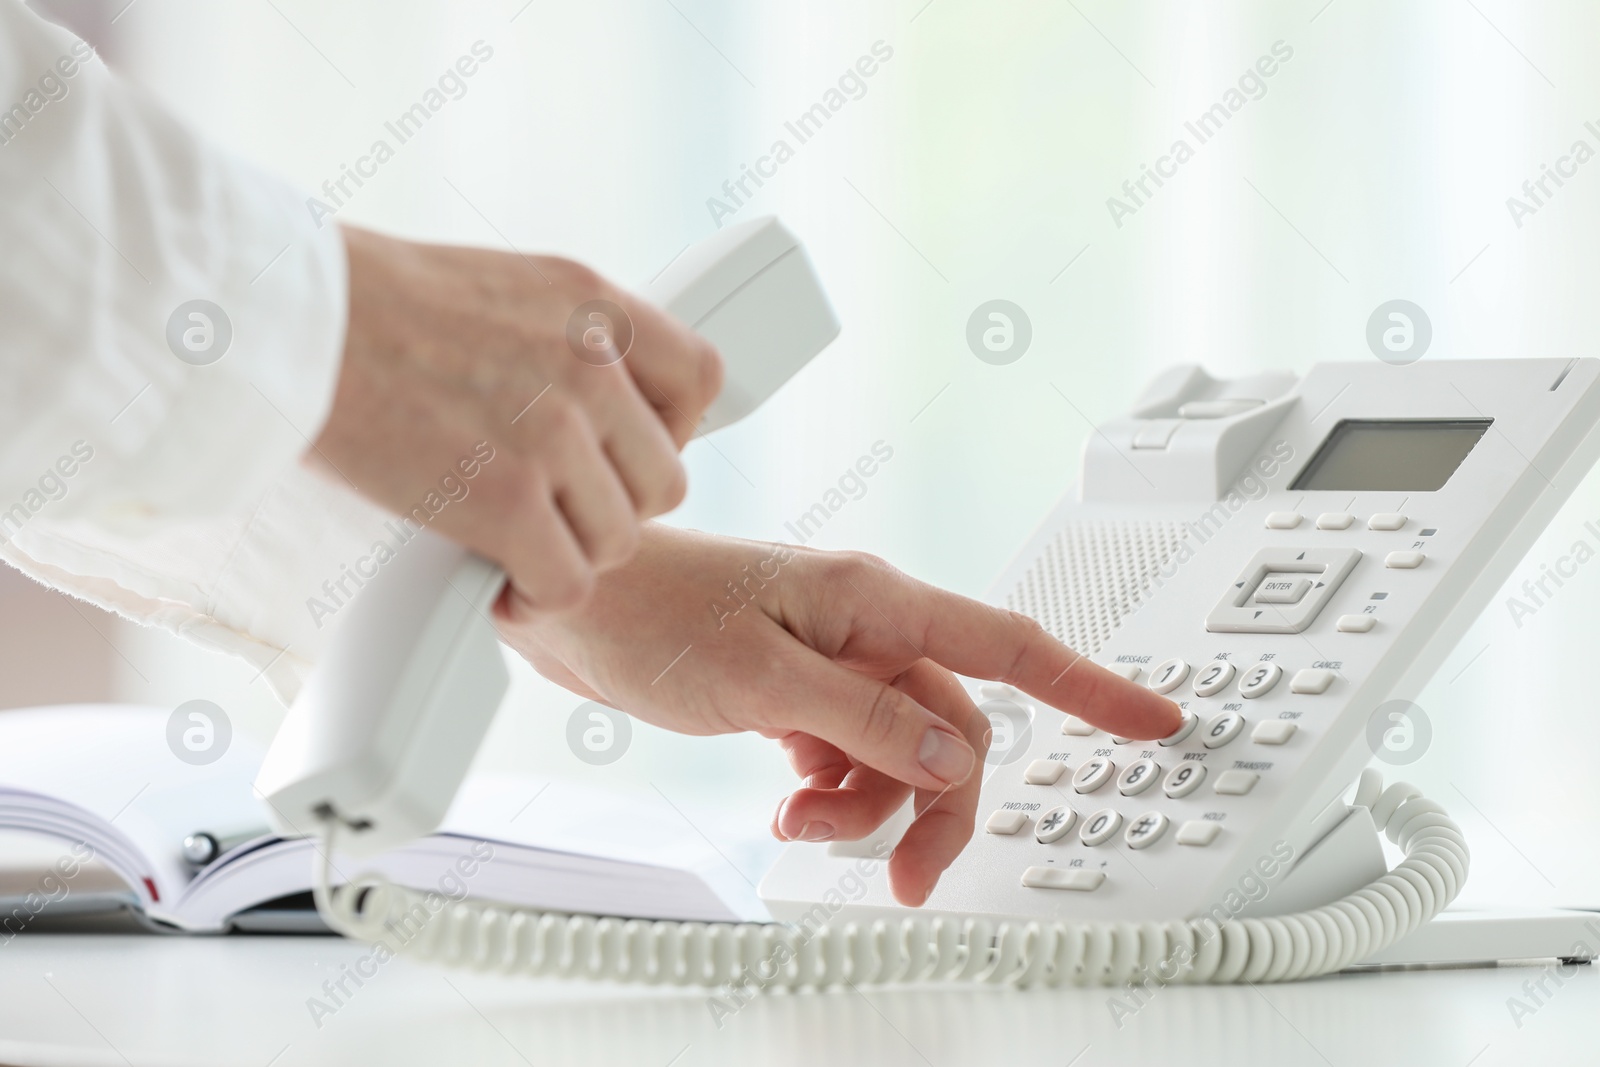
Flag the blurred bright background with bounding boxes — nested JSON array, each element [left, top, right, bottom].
[[7, 0, 1600, 906]]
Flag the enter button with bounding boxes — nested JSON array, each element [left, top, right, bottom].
[[1253, 575, 1311, 605]]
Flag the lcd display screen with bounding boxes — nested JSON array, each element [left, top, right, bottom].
[[1290, 418, 1493, 492]]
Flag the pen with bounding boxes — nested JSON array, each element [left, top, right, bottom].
[[182, 828, 269, 867]]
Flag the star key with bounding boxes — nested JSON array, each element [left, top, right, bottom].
[[1033, 805, 1077, 843]]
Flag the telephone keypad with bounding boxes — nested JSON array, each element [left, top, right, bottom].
[[1201, 712, 1245, 749], [1337, 614, 1376, 633], [1124, 811, 1169, 850], [1079, 808, 1122, 846], [1118, 758, 1161, 796], [1386, 550, 1425, 569], [1191, 660, 1235, 696], [1368, 512, 1407, 531], [1265, 511, 1302, 529], [1162, 763, 1207, 798], [1061, 716, 1097, 736], [1073, 758, 1115, 793], [1316, 512, 1354, 530]]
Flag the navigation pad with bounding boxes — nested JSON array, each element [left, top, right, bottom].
[[1205, 547, 1362, 634]]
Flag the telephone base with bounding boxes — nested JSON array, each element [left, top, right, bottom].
[[1354, 908, 1600, 970]]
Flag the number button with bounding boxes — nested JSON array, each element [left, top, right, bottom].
[[1238, 662, 1282, 699], [1079, 808, 1123, 846], [1158, 713, 1198, 747], [1192, 660, 1236, 697], [1148, 658, 1190, 695], [1162, 763, 1208, 798], [1034, 805, 1078, 844], [1202, 712, 1245, 749], [1073, 757, 1116, 793], [1118, 758, 1161, 796], [1124, 811, 1170, 850]]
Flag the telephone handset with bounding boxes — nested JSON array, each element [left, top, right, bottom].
[[259, 226, 1600, 985], [254, 215, 841, 858]]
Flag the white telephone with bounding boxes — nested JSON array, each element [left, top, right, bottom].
[[257, 225, 1600, 987]]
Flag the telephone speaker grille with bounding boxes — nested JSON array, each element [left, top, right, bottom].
[[1004, 520, 1190, 655]]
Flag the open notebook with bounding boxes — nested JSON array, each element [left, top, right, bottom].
[[0, 705, 775, 933]]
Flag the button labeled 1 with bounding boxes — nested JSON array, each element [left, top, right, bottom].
[[1148, 658, 1189, 694]]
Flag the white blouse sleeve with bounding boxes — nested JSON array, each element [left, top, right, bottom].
[[0, 0, 380, 702]]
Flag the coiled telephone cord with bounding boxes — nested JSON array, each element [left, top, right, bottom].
[[311, 770, 1465, 988]]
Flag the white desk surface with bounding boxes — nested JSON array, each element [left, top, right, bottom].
[[0, 933, 1594, 1067]]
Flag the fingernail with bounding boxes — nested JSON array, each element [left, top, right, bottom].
[[798, 822, 834, 842], [773, 796, 791, 839], [918, 727, 975, 785], [921, 875, 941, 906]]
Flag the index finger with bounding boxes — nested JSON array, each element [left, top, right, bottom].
[[848, 561, 1182, 740]]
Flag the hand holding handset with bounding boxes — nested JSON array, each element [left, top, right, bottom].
[[254, 217, 840, 857]]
